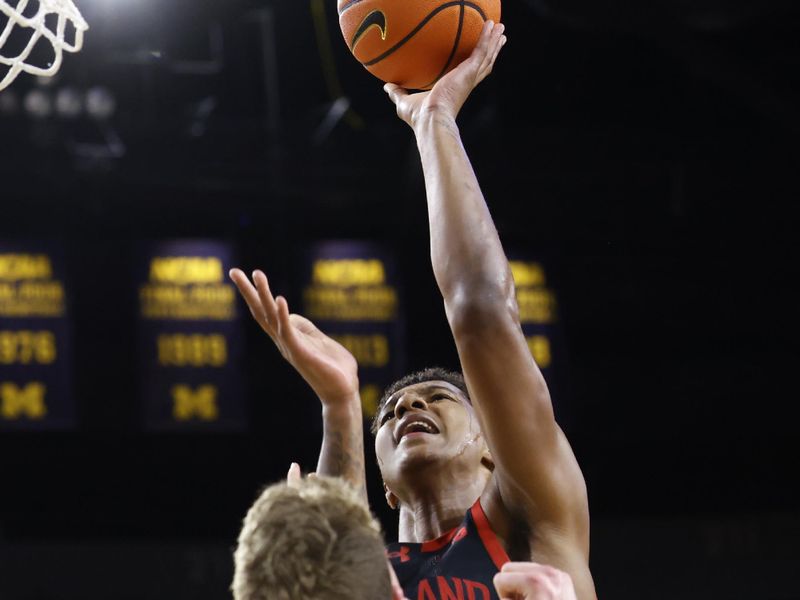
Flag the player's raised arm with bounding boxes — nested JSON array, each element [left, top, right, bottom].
[[229, 268, 367, 503], [384, 21, 595, 600]]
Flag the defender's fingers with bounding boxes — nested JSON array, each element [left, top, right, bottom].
[[230, 269, 270, 329], [287, 462, 302, 487], [252, 270, 280, 328], [289, 313, 317, 334], [275, 295, 295, 344], [459, 20, 493, 74]]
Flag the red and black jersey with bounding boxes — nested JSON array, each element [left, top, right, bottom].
[[386, 499, 510, 600]]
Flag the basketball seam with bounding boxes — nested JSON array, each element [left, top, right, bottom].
[[360, 1, 487, 68], [421, 0, 466, 89], [338, 0, 364, 17]]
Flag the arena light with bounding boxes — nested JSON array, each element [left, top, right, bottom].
[[23, 86, 51, 118], [0, 87, 17, 113], [84, 84, 114, 120], [54, 85, 81, 118]]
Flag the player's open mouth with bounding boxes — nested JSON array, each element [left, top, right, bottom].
[[396, 415, 440, 441]]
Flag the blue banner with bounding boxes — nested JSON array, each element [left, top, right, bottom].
[[300, 241, 405, 419], [0, 242, 74, 430], [508, 257, 569, 423], [136, 240, 245, 431]]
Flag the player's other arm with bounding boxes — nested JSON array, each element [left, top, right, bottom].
[[386, 22, 595, 599], [229, 269, 367, 504], [494, 562, 578, 600]]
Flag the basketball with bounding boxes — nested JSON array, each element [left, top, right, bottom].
[[338, 0, 501, 91]]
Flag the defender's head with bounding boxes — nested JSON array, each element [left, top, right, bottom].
[[232, 476, 393, 600], [372, 368, 493, 509]]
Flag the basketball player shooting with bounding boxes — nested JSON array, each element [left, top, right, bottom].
[[230, 21, 596, 600]]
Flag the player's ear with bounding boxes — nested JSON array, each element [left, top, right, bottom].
[[384, 482, 399, 509], [480, 448, 495, 473]]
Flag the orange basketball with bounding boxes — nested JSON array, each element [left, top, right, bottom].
[[338, 0, 501, 91]]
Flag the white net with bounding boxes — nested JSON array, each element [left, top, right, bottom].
[[0, 0, 88, 91]]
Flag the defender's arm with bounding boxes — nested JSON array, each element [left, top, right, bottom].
[[230, 269, 367, 503]]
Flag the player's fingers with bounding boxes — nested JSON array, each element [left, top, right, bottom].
[[483, 21, 502, 59], [477, 48, 503, 85], [494, 572, 534, 598], [475, 19, 495, 55], [494, 571, 556, 599], [230, 269, 270, 330], [489, 33, 507, 69], [460, 19, 494, 76], [478, 26, 505, 79], [384, 83, 408, 105], [500, 562, 546, 573], [557, 571, 578, 600]]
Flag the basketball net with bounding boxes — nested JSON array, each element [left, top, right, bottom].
[[0, 0, 88, 91]]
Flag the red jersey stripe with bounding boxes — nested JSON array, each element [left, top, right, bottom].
[[471, 500, 511, 570]]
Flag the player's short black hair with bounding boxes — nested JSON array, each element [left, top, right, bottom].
[[370, 367, 469, 435]]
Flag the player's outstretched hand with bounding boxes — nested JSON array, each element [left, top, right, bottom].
[[383, 19, 506, 130], [493, 562, 578, 600], [229, 268, 359, 407]]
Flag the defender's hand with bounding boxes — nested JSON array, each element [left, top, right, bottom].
[[286, 462, 302, 488], [230, 268, 359, 407], [384, 20, 506, 130], [493, 563, 578, 600]]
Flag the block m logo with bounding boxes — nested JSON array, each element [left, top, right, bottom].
[[1, 382, 47, 420], [171, 384, 219, 421]]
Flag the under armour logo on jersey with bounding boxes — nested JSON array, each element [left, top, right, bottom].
[[388, 546, 411, 563]]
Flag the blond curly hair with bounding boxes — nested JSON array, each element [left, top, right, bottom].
[[232, 476, 391, 600]]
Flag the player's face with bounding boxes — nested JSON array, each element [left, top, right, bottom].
[[374, 381, 485, 483]]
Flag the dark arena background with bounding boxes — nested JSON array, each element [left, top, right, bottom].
[[1, 0, 799, 598]]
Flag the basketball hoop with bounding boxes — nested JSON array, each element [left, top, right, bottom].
[[0, 0, 88, 91]]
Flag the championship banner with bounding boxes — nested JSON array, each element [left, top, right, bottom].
[[136, 240, 245, 431], [0, 242, 74, 430], [509, 258, 569, 421], [301, 242, 405, 420]]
